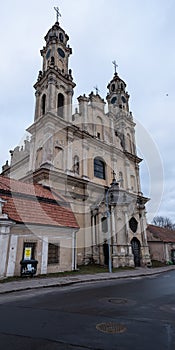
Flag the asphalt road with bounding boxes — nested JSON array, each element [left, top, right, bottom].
[[0, 271, 175, 350]]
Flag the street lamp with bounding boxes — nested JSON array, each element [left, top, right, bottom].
[[106, 172, 119, 273]]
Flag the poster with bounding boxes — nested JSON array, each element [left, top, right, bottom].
[[24, 247, 32, 260]]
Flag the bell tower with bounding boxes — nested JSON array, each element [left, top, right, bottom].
[[34, 8, 76, 123]]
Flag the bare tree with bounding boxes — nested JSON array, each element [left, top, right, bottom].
[[152, 216, 175, 230]]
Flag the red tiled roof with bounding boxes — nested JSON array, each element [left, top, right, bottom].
[[0, 176, 79, 229], [147, 224, 175, 243]]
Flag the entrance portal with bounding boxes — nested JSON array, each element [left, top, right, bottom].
[[131, 238, 141, 267]]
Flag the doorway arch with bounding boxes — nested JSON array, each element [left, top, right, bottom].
[[131, 237, 141, 267]]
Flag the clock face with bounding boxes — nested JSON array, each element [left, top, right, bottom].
[[111, 96, 117, 104], [121, 96, 126, 103], [58, 48, 65, 58]]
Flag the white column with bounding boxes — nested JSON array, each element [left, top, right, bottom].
[[41, 237, 48, 274], [0, 235, 9, 277], [6, 235, 18, 277]]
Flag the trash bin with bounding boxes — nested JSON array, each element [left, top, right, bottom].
[[20, 259, 38, 277]]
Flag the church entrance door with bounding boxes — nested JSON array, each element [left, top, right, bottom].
[[131, 238, 141, 267]]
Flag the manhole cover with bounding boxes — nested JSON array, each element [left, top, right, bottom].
[[108, 298, 128, 304], [96, 322, 126, 334]]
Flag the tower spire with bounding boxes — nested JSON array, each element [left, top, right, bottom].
[[54, 6, 61, 22]]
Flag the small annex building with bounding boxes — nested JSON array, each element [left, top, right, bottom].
[[147, 224, 175, 264], [0, 175, 79, 277]]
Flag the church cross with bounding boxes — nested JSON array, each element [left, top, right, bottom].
[[94, 85, 100, 95], [112, 60, 118, 74], [54, 6, 61, 22]]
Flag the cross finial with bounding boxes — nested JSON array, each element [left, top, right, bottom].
[[54, 6, 61, 22], [112, 60, 118, 74], [94, 85, 100, 95]]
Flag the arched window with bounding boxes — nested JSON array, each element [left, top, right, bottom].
[[59, 32, 64, 42], [57, 93, 64, 118], [51, 56, 55, 65], [94, 158, 105, 179], [73, 155, 79, 175], [41, 94, 46, 115]]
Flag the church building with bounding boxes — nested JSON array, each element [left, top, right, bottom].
[[1, 12, 151, 269]]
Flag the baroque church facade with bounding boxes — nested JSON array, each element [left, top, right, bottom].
[[2, 18, 151, 268]]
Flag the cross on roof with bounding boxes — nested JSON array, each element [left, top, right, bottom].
[[112, 60, 118, 74], [54, 6, 61, 22], [94, 85, 100, 95]]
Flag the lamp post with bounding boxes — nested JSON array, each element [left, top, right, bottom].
[[106, 172, 119, 273]]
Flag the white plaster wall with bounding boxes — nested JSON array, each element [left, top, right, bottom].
[[6, 235, 18, 277], [40, 236, 48, 274], [0, 235, 9, 276]]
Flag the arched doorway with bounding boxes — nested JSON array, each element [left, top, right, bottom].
[[131, 238, 141, 267]]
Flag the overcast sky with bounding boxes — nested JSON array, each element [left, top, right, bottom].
[[0, 0, 175, 223]]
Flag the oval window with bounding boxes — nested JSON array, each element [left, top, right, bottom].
[[111, 96, 117, 104], [58, 48, 65, 58]]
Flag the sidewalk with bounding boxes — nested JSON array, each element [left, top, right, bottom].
[[0, 265, 175, 295]]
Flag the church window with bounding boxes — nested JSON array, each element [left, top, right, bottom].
[[54, 146, 63, 169], [51, 56, 55, 65], [48, 243, 60, 265], [111, 96, 117, 104], [59, 32, 64, 42], [129, 217, 138, 233], [58, 48, 65, 58], [97, 132, 101, 139], [94, 158, 105, 180], [73, 155, 80, 175], [46, 49, 51, 59], [111, 83, 115, 92], [41, 94, 46, 115], [101, 217, 108, 233], [57, 93, 64, 118]]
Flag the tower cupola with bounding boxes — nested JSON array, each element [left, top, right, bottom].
[[106, 66, 130, 114], [41, 21, 72, 76]]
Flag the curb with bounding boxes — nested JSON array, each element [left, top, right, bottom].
[[0, 266, 175, 295]]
